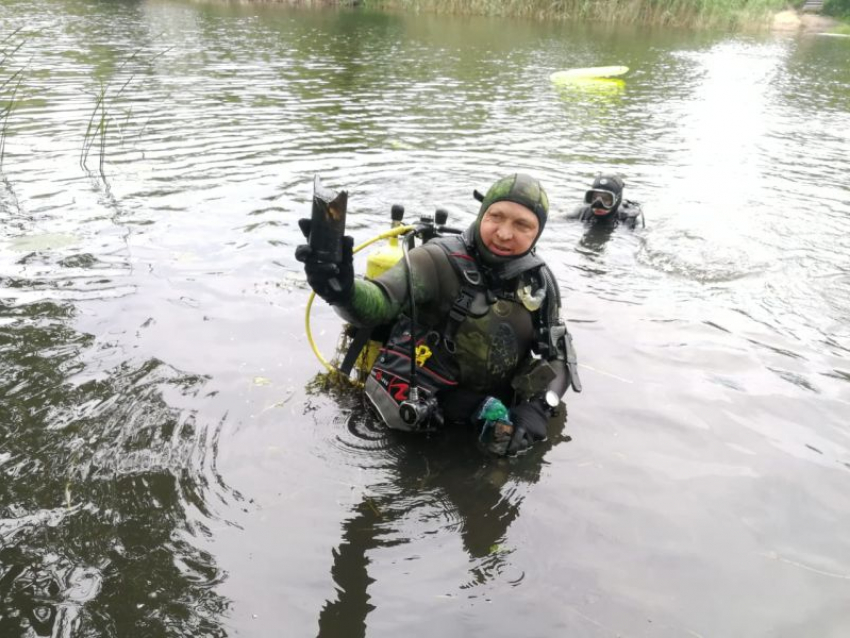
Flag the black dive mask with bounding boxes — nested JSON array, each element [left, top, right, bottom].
[[584, 188, 618, 210]]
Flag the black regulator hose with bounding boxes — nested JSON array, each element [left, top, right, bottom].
[[400, 216, 462, 411], [402, 231, 418, 392]]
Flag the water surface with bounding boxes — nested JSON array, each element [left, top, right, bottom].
[[1, 1, 849, 636]]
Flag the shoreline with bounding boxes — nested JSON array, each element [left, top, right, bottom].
[[772, 10, 844, 34], [195, 1, 848, 33]]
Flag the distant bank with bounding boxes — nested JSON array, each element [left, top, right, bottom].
[[772, 10, 845, 33], [360, 0, 785, 29], [235, 0, 846, 31]]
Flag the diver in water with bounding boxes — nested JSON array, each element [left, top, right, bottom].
[[296, 173, 581, 456], [568, 173, 644, 229]]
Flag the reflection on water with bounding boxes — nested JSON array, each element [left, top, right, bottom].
[[315, 384, 569, 638], [0, 293, 231, 637], [1, 0, 850, 635], [577, 222, 619, 256]]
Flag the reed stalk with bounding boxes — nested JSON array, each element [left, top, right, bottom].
[[1, 28, 26, 169], [81, 82, 109, 175], [80, 47, 171, 177]]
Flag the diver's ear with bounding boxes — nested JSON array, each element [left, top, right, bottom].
[[473, 189, 484, 203]]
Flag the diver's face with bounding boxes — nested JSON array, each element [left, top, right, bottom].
[[479, 201, 539, 257], [587, 188, 617, 216]]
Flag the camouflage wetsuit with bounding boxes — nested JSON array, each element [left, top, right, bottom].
[[337, 231, 571, 425], [300, 173, 580, 447]]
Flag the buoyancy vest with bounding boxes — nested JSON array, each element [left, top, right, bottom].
[[364, 235, 555, 431], [577, 200, 644, 227]]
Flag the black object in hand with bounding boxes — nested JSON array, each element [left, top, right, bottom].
[[295, 218, 355, 305], [308, 175, 348, 264]]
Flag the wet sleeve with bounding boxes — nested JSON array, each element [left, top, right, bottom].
[[621, 201, 644, 229], [546, 356, 570, 398], [333, 245, 439, 327], [546, 282, 577, 396], [529, 266, 577, 398]]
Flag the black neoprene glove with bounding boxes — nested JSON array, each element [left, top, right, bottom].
[[507, 400, 549, 455], [294, 218, 355, 306]]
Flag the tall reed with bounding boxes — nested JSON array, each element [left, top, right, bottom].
[[81, 82, 110, 176], [1, 28, 26, 168], [81, 48, 169, 177], [362, 0, 789, 28]]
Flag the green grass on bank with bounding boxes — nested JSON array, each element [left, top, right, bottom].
[[361, 0, 791, 28], [824, 0, 850, 18]]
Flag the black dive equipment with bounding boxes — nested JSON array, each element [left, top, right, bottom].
[[584, 188, 617, 210], [329, 195, 577, 432], [395, 210, 462, 430], [398, 389, 442, 428], [309, 175, 348, 264]]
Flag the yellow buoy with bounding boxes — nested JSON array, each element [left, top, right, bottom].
[[549, 66, 629, 84]]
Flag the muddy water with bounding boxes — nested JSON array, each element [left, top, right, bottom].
[[1, 1, 849, 636]]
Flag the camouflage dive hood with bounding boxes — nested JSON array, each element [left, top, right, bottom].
[[469, 173, 549, 268]]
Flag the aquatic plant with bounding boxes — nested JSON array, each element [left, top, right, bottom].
[[80, 49, 143, 176], [80, 82, 110, 175], [80, 47, 170, 177], [1, 28, 26, 168]]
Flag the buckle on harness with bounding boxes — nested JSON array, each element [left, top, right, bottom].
[[451, 289, 476, 316], [461, 270, 481, 285], [444, 288, 476, 354]]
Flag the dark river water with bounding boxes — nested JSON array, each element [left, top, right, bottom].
[[1, 1, 849, 636]]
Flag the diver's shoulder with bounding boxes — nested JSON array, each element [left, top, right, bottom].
[[422, 234, 469, 258], [619, 200, 643, 217], [566, 204, 591, 220], [618, 200, 645, 228]]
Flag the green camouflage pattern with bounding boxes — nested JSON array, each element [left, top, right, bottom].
[[344, 253, 434, 327], [478, 173, 549, 229], [347, 279, 402, 326], [340, 240, 539, 398]]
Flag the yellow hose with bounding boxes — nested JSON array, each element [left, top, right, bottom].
[[305, 224, 414, 376]]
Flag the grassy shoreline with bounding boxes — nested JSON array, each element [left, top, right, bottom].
[[358, 0, 791, 29], [203, 0, 849, 32]]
